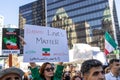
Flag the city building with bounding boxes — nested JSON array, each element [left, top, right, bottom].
[[47, 0, 120, 50], [19, 0, 46, 54], [19, 0, 120, 51], [19, 0, 46, 29]]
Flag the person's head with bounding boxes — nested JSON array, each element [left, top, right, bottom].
[[40, 62, 54, 79], [75, 71, 82, 77], [71, 75, 82, 80], [0, 67, 24, 80], [109, 59, 120, 75], [63, 71, 71, 80], [81, 59, 104, 80]]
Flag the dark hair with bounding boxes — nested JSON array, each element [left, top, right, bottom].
[[71, 75, 82, 80], [63, 71, 71, 80], [81, 59, 102, 76], [39, 62, 53, 78], [109, 59, 119, 65]]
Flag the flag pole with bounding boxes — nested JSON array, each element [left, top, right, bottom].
[[9, 54, 12, 67]]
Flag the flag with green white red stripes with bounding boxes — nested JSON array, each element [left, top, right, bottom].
[[104, 32, 118, 55]]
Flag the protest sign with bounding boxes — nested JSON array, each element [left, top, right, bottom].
[[23, 25, 69, 62], [2, 28, 20, 54]]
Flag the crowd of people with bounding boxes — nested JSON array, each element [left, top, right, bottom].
[[0, 58, 120, 80]]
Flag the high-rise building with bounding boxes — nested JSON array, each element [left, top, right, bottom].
[[19, 0, 46, 29], [19, 0, 120, 50], [19, 0, 46, 54], [47, 0, 120, 50]]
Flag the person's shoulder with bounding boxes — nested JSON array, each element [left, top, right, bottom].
[[105, 72, 111, 76], [105, 72, 112, 80]]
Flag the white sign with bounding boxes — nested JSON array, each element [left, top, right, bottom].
[[92, 47, 108, 65], [23, 25, 69, 62], [73, 43, 93, 60]]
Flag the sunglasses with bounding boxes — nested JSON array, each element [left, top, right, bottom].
[[45, 67, 54, 72]]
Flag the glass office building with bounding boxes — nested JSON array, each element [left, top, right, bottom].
[[47, 0, 120, 50], [19, 0, 45, 54], [19, 0, 120, 50], [19, 0, 45, 29]]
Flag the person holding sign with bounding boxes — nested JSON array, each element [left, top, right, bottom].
[[30, 62, 64, 80], [19, 36, 64, 80]]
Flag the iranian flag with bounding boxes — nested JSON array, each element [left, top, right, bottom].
[[104, 32, 117, 55]]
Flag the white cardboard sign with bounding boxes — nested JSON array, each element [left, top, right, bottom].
[[23, 25, 69, 62]]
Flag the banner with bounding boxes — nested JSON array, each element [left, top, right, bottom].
[[23, 25, 69, 62], [73, 43, 93, 60], [2, 28, 20, 54]]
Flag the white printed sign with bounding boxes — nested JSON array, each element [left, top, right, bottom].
[[23, 25, 69, 62]]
